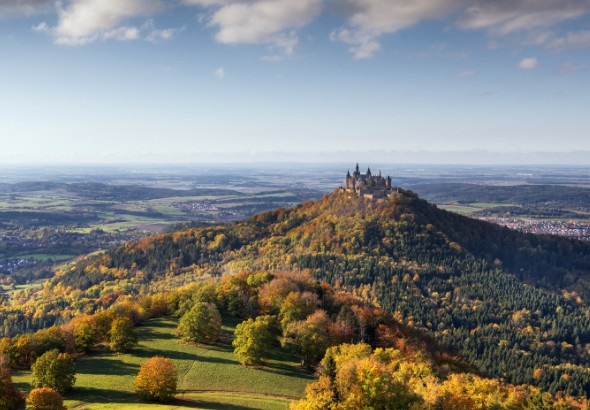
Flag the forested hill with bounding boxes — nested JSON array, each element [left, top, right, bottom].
[[413, 182, 590, 212], [10, 189, 590, 396]]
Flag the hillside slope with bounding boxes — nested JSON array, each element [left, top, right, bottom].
[[7, 189, 590, 396]]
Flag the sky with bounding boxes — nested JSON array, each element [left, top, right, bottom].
[[1, 0, 590, 164]]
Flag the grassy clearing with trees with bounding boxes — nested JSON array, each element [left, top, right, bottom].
[[12, 316, 313, 409]]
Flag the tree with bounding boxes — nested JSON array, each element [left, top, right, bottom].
[[134, 356, 177, 402], [26, 387, 65, 410], [178, 302, 221, 344], [233, 315, 278, 366], [279, 292, 318, 330], [31, 349, 76, 394], [283, 311, 331, 368], [0, 365, 25, 410], [73, 316, 97, 352], [109, 318, 138, 353]]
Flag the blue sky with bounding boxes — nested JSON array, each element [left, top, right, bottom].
[[1, 0, 590, 164]]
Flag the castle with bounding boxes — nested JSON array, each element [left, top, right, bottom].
[[344, 163, 397, 199]]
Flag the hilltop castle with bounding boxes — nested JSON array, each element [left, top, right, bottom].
[[344, 163, 397, 199]]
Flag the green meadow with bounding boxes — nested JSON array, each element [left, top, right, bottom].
[[13, 317, 313, 410]]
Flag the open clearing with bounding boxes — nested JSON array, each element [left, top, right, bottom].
[[13, 316, 313, 409]]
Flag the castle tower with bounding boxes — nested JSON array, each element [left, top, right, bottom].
[[346, 170, 353, 190]]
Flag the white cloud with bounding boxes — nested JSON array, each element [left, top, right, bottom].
[[49, 0, 163, 45], [555, 62, 587, 74], [215, 67, 225, 79], [0, 0, 52, 16], [517, 57, 538, 70], [146, 26, 185, 43], [326, 0, 590, 58], [546, 30, 590, 50], [454, 70, 475, 78], [330, 0, 466, 58], [183, 0, 231, 5], [186, 0, 322, 55], [103, 26, 140, 41], [458, 1, 590, 35], [32, 22, 48, 32]]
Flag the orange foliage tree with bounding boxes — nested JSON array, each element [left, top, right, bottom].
[[26, 387, 65, 410], [134, 356, 177, 402]]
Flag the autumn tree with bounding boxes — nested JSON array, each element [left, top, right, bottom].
[[31, 349, 76, 394], [233, 315, 278, 366], [73, 316, 98, 352], [134, 356, 177, 402], [282, 311, 331, 368], [109, 317, 138, 353], [278, 291, 319, 330], [0, 365, 25, 410], [26, 387, 65, 410], [178, 302, 221, 344]]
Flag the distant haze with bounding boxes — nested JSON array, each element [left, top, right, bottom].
[[2, 150, 590, 166]]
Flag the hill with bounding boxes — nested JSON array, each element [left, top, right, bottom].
[[4, 188, 590, 397], [12, 316, 310, 409], [412, 182, 590, 217]]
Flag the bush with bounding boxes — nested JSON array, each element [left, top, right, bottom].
[[178, 302, 221, 344], [31, 349, 76, 394], [134, 356, 177, 402], [26, 388, 65, 410]]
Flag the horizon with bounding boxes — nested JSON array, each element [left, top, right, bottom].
[[2, 150, 590, 166]]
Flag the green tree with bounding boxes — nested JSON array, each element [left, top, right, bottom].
[[233, 315, 278, 366], [26, 387, 65, 410], [283, 311, 331, 368], [73, 316, 97, 352], [178, 302, 221, 344], [31, 349, 75, 394], [134, 356, 177, 402], [109, 318, 138, 353]]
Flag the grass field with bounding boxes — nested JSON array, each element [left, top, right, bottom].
[[12, 316, 313, 409]]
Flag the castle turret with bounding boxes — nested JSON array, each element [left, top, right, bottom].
[[366, 167, 371, 177]]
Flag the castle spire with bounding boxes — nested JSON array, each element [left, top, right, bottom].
[[355, 163, 360, 173]]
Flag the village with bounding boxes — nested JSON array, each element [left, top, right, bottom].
[[480, 217, 590, 241]]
